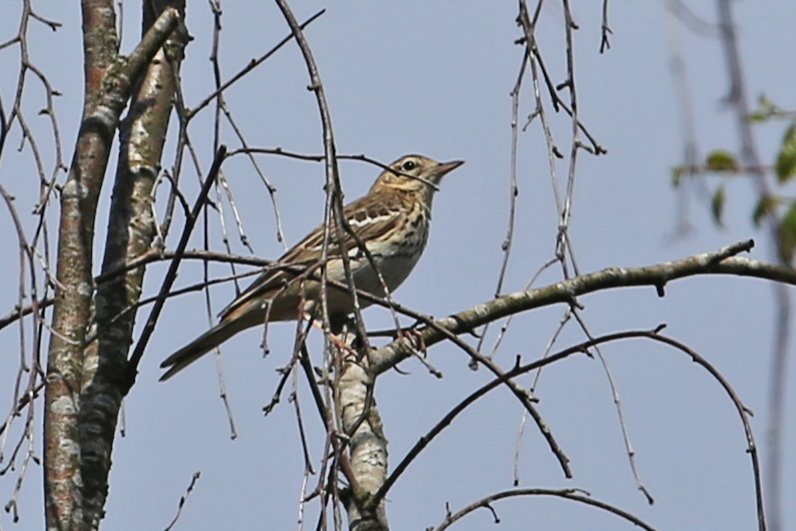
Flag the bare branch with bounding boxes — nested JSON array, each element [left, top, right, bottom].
[[370, 240, 767, 373], [126, 145, 227, 386], [434, 487, 654, 531]]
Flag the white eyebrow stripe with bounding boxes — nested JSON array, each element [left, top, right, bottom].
[[347, 212, 396, 227]]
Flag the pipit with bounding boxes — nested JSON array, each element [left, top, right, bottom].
[[159, 154, 464, 380]]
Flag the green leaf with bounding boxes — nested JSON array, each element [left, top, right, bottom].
[[752, 195, 778, 227], [775, 124, 796, 183], [748, 94, 776, 123], [748, 111, 770, 123], [671, 166, 685, 188], [711, 185, 726, 227], [778, 201, 796, 262], [705, 150, 740, 172]]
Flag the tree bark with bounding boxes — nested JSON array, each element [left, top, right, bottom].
[[44, 4, 182, 529]]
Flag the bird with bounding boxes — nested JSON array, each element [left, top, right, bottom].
[[159, 154, 464, 380]]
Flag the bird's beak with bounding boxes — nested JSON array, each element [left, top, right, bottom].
[[431, 160, 464, 181]]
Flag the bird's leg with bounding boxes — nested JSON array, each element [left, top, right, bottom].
[[304, 312, 359, 357], [394, 320, 426, 355], [364, 322, 428, 353], [392, 322, 443, 378]]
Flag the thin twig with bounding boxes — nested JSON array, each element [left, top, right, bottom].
[[125, 146, 227, 388]]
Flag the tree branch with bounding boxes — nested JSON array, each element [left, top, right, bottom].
[[369, 240, 773, 373]]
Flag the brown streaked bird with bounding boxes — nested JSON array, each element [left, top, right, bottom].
[[159, 155, 464, 380]]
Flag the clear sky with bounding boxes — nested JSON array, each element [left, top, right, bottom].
[[1, 1, 794, 530]]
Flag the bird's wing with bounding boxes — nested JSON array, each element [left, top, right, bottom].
[[217, 191, 406, 322]]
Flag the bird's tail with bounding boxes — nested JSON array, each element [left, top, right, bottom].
[[159, 319, 246, 381]]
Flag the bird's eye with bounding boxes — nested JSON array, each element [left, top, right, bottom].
[[401, 160, 417, 171]]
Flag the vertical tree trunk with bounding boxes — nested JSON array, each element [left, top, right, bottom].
[[43, 3, 182, 529]]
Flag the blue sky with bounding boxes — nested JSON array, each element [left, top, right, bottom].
[[1, 1, 794, 530]]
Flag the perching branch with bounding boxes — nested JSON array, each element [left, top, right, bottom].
[[369, 239, 781, 373]]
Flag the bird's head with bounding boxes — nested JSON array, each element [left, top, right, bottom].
[[370, 155, 464, 194]]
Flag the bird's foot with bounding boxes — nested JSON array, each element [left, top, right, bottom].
[[397, 325, 426, 356]]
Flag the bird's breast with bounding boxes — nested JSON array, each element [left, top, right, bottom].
[[327, 213, 430, 298]]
